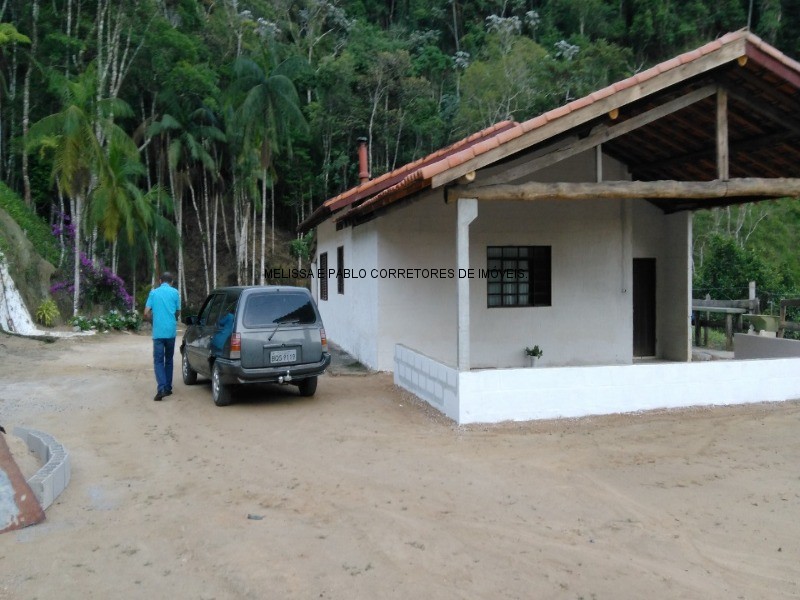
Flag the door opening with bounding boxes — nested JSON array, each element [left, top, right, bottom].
[[633, 258, 656, 357]]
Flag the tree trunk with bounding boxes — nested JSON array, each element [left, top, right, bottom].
[[72, 195, 82, 316], [21, 0, 39, 207], [212, 191, 218, 289], [251, 200, 256, 285], [57, 188, 66, 267], [260, 167, 267, 285], [168, 165, 185, 300], [188, 181, 210, 295], [270, 177, 275, 254], [203, 169, 212, 287], [237, 208, 249, 286]]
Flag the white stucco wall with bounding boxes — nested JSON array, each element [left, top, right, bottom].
[[631, 203, 692, 361], [457, 357, 800, 423], [468, 152, 634, 368], [375, 196, 458, 370], [315, 147, 692, 372], [315, 219, 380, 368], [469, 198, 632, 368]]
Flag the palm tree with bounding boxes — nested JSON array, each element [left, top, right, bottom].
[[114, 185, 176, 309], [148, 107, 225, 298], [232, 55, 307, 283], [92, 126, 149, 243], [26, 67, 132, 315], [92, 134, 177, 287]]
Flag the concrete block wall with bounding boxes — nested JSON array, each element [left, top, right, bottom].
[[13, 427, 71, 510], [394, 345, 459, 421]]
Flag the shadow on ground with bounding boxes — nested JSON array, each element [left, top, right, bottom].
[[327, 342, 371, 376]]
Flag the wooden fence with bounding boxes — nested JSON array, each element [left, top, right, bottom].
[[692, 297, 760, 350]]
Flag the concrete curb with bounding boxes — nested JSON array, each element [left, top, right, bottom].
[[12, 427, 70, 510]]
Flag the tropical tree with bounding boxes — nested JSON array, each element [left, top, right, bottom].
[[91, 130, 174, 285], [233, 53, 307, 283], [0, 22, 30, 47], [693, 233, 793, 311], [455, 28, 548, 133], [0, 22, 30, 193], [148, 107, 223, 298], [27, 66, 134, 315]]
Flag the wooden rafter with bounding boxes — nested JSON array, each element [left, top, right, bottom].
[[630, 130, 799, 179], [726, 87, 800, 135], [480, 85, 718, 185], [431, 38, 749, 189]]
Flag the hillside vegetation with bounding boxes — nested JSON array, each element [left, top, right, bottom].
[[0, 0, 798, 312]]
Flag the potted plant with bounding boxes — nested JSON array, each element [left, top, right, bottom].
[[524, 345, 543, 367]]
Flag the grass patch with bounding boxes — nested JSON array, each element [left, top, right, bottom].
[[0, 181, 58, 265]]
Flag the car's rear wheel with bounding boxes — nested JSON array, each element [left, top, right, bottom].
[[212, 362, 232, 406], [182, 351, 198, 385], [297, 376, 318, 397]]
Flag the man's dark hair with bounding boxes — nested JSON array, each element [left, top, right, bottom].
[[160, 271, 174, 284]]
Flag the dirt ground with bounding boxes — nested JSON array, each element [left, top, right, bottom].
[[0, 331, 799, 600]]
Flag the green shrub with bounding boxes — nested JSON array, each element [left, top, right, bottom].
[[35, 298, 60, 327], [69, 309, 142, 332], [0, 182, 59, 265]]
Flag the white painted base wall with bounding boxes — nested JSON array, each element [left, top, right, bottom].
[[734, 333, 800, 359], [396, 345, 800, 424]]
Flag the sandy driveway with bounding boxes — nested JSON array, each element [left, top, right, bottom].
[[0, 331, 799, 599]]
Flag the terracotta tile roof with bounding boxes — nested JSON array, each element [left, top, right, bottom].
[[299, 31, 800, 232], [301, 120, 517, 228]]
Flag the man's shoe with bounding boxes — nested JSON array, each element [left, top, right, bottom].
[[154, 392, 163, 401], [163, 390, 173, 397]]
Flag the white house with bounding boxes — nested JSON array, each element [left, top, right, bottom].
[[299, 31, 800, 424]]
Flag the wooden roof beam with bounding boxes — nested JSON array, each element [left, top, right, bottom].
[[446, 178, 800, 204], [717, 87, 729, 180]]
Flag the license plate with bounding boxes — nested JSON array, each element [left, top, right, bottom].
[[270, 349, 297, 364]]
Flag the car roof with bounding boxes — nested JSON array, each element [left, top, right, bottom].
[[211, 285, 311, 294]]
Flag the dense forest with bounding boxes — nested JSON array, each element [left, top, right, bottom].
[[0, 0, 798, 316]]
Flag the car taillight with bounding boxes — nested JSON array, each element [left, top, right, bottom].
[[320, 327, 328, 353], [230, 333, 241, 359]]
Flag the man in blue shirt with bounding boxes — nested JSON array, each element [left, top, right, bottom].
[[144, 272, 181, 401]]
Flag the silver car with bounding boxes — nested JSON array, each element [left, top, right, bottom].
[[180, 286, 331, 406]]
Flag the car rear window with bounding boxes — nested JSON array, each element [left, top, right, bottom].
[[242, 292, 317, 328]]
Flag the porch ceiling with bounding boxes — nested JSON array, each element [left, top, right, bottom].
[[586, 46, 800, 212]]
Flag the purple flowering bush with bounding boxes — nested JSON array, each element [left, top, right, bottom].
[[49, 216, 134, 312]]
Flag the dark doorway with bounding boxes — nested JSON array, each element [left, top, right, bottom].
[[633, 258, 656, 357]]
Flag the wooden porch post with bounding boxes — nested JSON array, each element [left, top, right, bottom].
[[457, 198, 478, 371], [717, 87, 729, 180]]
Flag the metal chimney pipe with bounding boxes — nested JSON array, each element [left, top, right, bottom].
[[357, 137, 369, 184]]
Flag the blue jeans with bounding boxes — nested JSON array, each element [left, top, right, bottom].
[[153, 337, 176, 394]]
